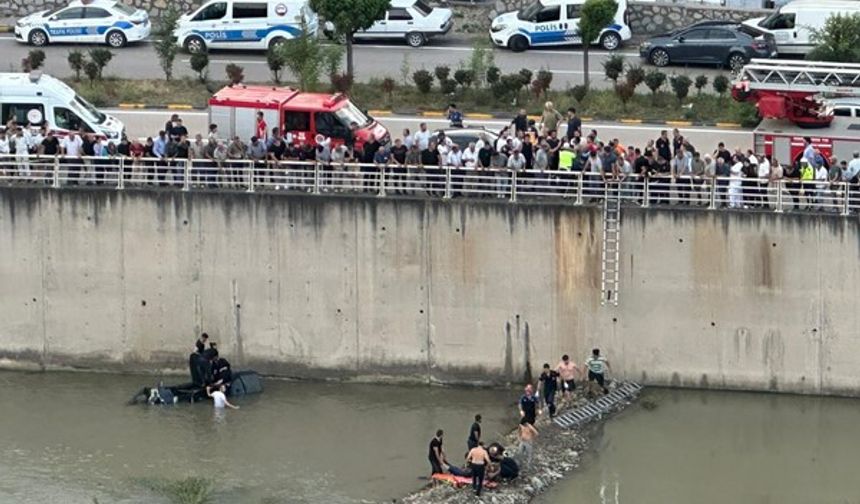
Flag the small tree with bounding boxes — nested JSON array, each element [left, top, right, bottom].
[[190, 52, 209, 83], [225, 63, 245, 86], [467, 39, 494, 88], [644, 69, 666, 96], [399, 53, 411, 85], [28, 49, 46, 70], [518, 68, 533, 90], [381, 77, 396, 103], [266, 46, 286, 84], [712, 74, 730, 99], [454, 69, 475, 89], [310, 0, 389, 79], [808, 13, 860, 62], [88, 48, 113, 79], [694, 75, 709, 95], [569, 84, 589, 104], [615, 81, 636, 111], [532, 69, 553, 99], [68, 50, 85, 81], [330, 73, 353, 93], [434, 65, 450, 85], [486, 66, 501, 85], [413, 69, 433, 94], [626, 65, 645, 89], [603, 53, 624, 84], [83, 60, 100, 82], [579, 0, 618, 88], [275, 23, 343, 91], [440, 78, 457, 95], [670, 74, 692, 103], [153, 7, 181, 80]]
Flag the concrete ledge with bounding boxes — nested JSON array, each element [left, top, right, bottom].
[[0, 25, 12, 33]]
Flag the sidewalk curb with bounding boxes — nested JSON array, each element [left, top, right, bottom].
[[0, 25, 12, 34], [103, 104, 748, 130]]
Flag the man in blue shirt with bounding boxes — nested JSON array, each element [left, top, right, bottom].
[[447, 103, 463, 128], [518, 384, 539, 425]]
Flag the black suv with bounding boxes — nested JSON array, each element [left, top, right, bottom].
[[639, 21, 776, 72]]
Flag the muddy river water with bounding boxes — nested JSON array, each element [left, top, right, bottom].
[[2, 371, 858, 503]]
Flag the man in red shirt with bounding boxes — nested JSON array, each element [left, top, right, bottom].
[[255, 111, 267, 141]]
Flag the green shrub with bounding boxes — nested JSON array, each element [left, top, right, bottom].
[[225, 63, 244, 85], [670, 74, 692, 103], [644, 69, 666, 95], [712, 74, 730, 98], [413, 69, 433, 94], [88, 48, 113, 79], [189, 52, 209, 83], [453, 69, 475, 88], [694, 75, 708, 95], [603, 54, 624, 83], [434, 65, 450, 84], [486, 66, 501, 84], [625, 65, 645, 89]]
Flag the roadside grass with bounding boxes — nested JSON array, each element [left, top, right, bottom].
[[67, 76, 758, 126]]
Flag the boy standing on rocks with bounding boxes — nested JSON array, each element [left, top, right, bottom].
[[518, 417, 539, 468], [586, 348, 611, 395]]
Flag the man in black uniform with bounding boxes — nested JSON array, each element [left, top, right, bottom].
[[467, 414, 482, 452], [428, 429, 446, 475], [538, 363, 560, 417], [195, 333, 209, 354]]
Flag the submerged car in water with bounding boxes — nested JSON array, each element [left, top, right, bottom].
[[129, 352, 263, 405]]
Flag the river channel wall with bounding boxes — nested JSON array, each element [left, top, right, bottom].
[[0, 187, 857, 396]]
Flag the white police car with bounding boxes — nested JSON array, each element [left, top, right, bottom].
[[490, 0, 631, 52], [15, 0, 150, 49]]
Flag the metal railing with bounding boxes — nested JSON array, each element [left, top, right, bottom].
[[0, 154, 856, 216]]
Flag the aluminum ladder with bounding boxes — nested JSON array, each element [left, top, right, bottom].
[[600, 184, 621, 306], [738, 59, 860, 95], [553, 382, 643, 429]]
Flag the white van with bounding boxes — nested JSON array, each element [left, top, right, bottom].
[[490, 0, 631, 52], [176, 0, 318, 53], [0, 72, 124, 141], [743, 0, 860, 56]]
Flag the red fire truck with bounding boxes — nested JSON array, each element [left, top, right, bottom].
[[734, 59, 860, 163], [208, 85, 389, 149]]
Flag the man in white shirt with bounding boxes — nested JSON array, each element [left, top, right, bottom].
[[445, 144, 462, 168], [13, 128, 30, 178], [207, 384, 239, 410], [61, 131, 84, 184], [846, 151, 860, 183], [461, 142, 478, 169], [0, 129, 9, 177], [414, 123, 432, 151]]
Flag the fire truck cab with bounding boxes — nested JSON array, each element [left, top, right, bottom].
[[208, 85, 389, 150]]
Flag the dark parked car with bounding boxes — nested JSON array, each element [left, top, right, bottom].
[[639, 21, 776, 72]]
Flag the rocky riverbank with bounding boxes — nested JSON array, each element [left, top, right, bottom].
[[399, 383, 641, 504]]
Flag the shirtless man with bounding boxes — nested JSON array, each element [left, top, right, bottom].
[[518, 418, 539, 468], [466, 442, 491, 496], [556, 354, 579, 399]]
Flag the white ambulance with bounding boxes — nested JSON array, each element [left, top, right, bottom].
[[175, 0, 318, 53], [0, 72, 125, 141], [490, 0, 632, 52]]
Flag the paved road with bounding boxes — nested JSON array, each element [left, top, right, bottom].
[[106, 108, 753, 150], [0, 35, 732, 90]]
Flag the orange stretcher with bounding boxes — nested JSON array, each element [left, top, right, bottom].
[[431, 473, 499, 489]]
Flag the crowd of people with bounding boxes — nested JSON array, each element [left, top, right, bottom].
[[428, 348, 611, 497], [2, 106, 859, 212]]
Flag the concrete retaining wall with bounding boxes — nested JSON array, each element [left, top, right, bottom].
[[0, 188, 858, 396]]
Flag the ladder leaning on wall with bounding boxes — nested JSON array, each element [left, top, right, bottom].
[[600, 183, 621, 307]]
